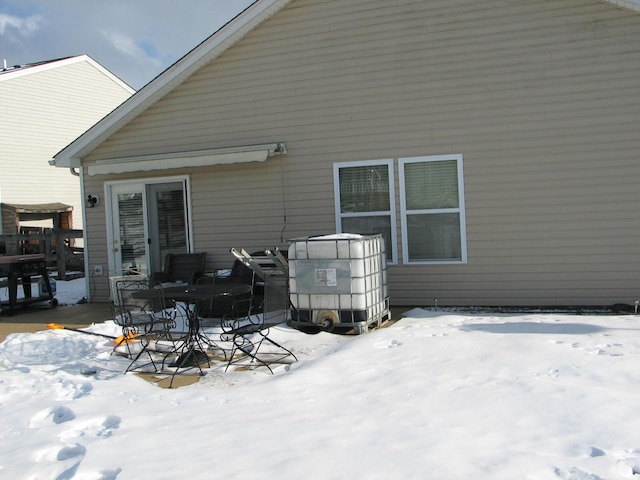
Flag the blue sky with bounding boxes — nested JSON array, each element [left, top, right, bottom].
[[0, 0, 254, 90]]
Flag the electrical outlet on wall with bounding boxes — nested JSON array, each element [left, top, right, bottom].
[[94, 265, 103, 276]]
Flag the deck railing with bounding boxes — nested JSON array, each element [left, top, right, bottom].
[[0, 229, 84, 280]]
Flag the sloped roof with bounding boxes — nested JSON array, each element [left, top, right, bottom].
[[52, 0, 293, 169], [0, 56, 74, 76], [51, 0, 638, 169], [0, 55, 133, 94]]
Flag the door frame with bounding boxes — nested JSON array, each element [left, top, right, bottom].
[[104, 175, 194, 278]]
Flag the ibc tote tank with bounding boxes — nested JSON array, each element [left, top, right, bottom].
[[288, 233, 390, 333]]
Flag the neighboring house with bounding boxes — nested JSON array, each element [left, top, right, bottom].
[[0, 55, 134, 236], [52, 0, 640, 308]]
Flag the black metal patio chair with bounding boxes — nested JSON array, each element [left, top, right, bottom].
[[150, 252, 207, 285], [112, 278, 178, 374], [219, 286, 297, 373]]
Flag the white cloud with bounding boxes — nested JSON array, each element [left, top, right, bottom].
[[0, 13, 43, 36], [0, 1, 253, 89], [101, 29, 162, 69]]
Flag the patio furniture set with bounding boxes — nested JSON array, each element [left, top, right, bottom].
[[112, 250, 297, 387]]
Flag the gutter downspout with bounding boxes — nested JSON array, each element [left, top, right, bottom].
[[78, 167, 91, 302]]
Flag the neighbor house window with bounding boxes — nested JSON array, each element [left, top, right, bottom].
[[399, 155, 467, 264], [333, 159, 397, 263]]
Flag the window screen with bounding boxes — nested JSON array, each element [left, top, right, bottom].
[[400, 155, 466, 263]]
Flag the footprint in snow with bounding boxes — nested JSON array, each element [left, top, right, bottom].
[[59, 415, 121, 441], [553, 466, 605, 480], [55, 379, 93, 401], [374, 339, 401, 349], [592, 344, 624, 357], [88, 468, 123, 480], [616, 459, 640, 476], [30, 443, 86, 480], [613, 450, 640, 476], [29, 405, 75, 428]]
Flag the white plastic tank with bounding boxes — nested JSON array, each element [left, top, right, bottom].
[[288, 233, 390, 333]]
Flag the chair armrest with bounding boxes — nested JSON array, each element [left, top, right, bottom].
[[211, 268, 233, 284], [150, 272, 170, 285], [190, 271, 205, 284], [196, 275, 212, 285], [214, 276, 234, 285]]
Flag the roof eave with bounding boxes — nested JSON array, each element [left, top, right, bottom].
[[601, 0, 640, 12], [52, 0, 294, 169]]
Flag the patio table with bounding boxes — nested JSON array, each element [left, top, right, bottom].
[[132, 283, 252, 366]]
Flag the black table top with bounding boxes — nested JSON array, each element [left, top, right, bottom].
[[132, 283, 252, 303], [162, 284, 251, 302]]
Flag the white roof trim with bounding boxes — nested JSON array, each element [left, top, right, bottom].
[[87, 143, 286, 176], [601, 0, 640, 12], [0, 55, 134, 93], [52, 0, 293, 169]]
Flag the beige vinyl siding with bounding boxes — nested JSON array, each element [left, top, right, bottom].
[[0, 59, 132, 230], [82, 172, 111, 301], [84, 0, 640, 306]]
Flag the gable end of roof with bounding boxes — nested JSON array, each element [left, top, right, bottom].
[[0, 55, 134, 93], [52, 0, 294, 169]]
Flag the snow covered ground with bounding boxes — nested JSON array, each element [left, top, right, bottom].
[[0, 276, 87, 307], [1, 279, 639, 479]]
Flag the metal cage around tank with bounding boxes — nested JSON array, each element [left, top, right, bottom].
[[288, 234, 390, 334]]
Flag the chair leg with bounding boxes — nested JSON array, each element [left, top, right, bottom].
[[261, 334, 298, 362], [224, 329, 296, 373], [225, 334, 272, 372], [112, 323, 161, 374], [125, 338, 160, 373]]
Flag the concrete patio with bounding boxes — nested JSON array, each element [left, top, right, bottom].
[[0, 301, 404, 388], [0, 302, 205, 388], [0, 302, 114, 343]]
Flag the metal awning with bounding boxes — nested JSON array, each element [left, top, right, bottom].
[[87, 143, 286, 176]]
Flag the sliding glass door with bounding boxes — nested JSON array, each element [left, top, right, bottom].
[[107, 178, 190, 276]]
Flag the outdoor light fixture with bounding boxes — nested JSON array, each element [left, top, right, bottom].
[[87, 194, 99, 208]]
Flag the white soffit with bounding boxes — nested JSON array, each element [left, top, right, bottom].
[[87, 143, 286, 176]]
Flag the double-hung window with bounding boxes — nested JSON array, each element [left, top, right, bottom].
[[399, 155, 467, 264], [333, 159, 397, 263]]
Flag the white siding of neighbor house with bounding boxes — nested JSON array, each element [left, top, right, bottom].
[[0, 58, 133, 231], [82, 0, 640, 307]]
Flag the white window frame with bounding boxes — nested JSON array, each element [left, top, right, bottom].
[[333, 159, 398, 264], [399, 154, 467, 264]]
